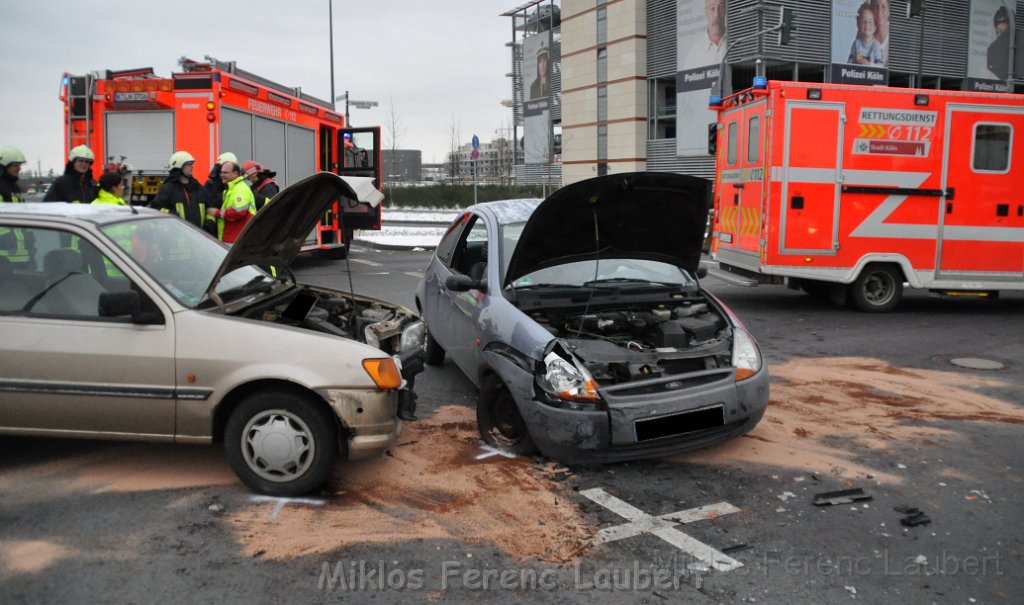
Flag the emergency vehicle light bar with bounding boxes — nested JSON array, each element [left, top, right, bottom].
[[106, 67, 155, 79]]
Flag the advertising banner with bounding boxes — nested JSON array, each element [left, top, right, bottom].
[[676, 0, 727, 157], [967, 0, 1021, 92], [830, 0, 889, 85], [523, 33, 551, 164]]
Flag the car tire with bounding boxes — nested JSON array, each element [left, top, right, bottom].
[[225, 390, 338, 497], [849, 265, 903, 313], [322, 239, 351, 260], [424, 331, 445, 366], [477, 375, 537, 456]]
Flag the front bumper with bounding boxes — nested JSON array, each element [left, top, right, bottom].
[[520, 366, 770, 464], [320, 388, 404, 460]]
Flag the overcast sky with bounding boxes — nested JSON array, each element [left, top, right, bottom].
[[1, 0, 518, 174]]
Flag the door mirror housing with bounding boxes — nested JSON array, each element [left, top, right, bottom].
[[445, 274, 487, 293], [99, 290, 163, 324]]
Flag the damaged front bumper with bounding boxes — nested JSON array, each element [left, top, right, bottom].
[[491, 352, 769, 464]]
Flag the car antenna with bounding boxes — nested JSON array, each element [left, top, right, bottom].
[[575, 195, 601, 336]]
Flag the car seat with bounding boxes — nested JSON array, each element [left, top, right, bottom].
[[0, 256, 33, 312], [32, 248, 106, 316]]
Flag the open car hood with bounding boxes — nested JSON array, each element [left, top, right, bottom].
[[207, 172, 383, 295], [503, 172, 710, 287]]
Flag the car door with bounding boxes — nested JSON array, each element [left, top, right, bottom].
[[441, 215, 492, 378], [0, 222, 177, 438], [421, 212, 470, 352]]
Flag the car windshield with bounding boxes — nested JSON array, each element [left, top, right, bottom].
[[498, 221, 694, 289], [99, 216, 272, 308]]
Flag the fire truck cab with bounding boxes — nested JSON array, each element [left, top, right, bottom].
[[59, 57, 381, 258], [709, 80, 1024, 312]]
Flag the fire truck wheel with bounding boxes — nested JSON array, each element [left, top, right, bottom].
[[849, 265, 903, 313], [322, 240, 351, 260]]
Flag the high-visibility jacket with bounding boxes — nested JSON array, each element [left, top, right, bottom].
[[150, 172, 210, 229], [0, 174, 30, 264], [211, 176, 255, 243], [92, 189, 128, 206]]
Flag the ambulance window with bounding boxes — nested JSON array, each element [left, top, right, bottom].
[[972, 123, 1011, 173], [727, 122, 738, 166], [747, 115, 761, 163]]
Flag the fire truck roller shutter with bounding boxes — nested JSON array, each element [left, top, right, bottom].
[[220, 108, 253, 166], [253, 116, 286, 189], [285, 124, 315, 188], [105, 111, 174, 172]]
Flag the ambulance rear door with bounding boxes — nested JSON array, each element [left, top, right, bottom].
[[717, 99, 767, 259]]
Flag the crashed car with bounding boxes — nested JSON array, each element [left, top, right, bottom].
[[0, 173, 424, 496], [415, 172, 768, 463]]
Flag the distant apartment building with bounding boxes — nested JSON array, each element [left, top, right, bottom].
[[382, 149, 422, 183], [446, 138, 516, 184]]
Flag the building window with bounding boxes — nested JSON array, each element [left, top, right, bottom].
[[597, 86, 608, 122], [597, 124, 608, 161], [973, 123, 1011, 173], [596, 8, 607, 46], [597, 48, 608, 83], [747, 115, 760, 163], [648, 77, 676, 140]]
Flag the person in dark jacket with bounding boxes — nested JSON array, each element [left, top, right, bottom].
[[0, 146, 26, 202], [203, 151, 238, 209], [241, 160, 280, 211], [43, 145, 97, 203], [150, 151, 213, 231]]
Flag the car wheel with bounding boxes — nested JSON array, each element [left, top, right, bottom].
[[477, 375, 537, 455], [225, 390, 338, 496], [424, 331, 445, 366], [322, 239, 351, 260], [849, 265, 903, 313]]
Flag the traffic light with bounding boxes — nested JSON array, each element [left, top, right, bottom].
[[707, 123, 718, 156], [778, 7, 794, 46], [907, 0, 923, 18]]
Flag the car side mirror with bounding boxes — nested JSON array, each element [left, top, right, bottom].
[[445, 274, 487, 293], [99, 290, 163, 324]]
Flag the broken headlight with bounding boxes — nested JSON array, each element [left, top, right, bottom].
[[400, 321, 425, 356], [731, 328, 762, 381], [536, 351, 601, 410]]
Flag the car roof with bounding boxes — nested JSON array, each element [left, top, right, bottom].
[[466, 198, 542, 225], [0, 202, 165, 227]]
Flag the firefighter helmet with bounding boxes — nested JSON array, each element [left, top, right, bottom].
[[241, 160, 263, 178], [0, 146, 26, 167], [69, 145, 95, 163], [168, 151, 196, 170], [216, 152, 238, 165]]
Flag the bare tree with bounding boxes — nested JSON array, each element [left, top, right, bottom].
[[383, 97, 405, 187], [447, 114, 462, 182]]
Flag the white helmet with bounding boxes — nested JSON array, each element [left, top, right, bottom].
[[0, 146, 26, 167], [216, 152, 238, 165], [168, 150, 196, 170], [69, 145, 95, 162]]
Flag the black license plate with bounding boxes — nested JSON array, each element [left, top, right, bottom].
[[634, 405, 725, 442]]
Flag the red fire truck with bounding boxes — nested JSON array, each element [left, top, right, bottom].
[[59, 57, 382, 258], [709, 80, 1024, 311]]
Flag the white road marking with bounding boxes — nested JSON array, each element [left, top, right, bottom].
[[350, 258, 384, 267], [581, 488, 743, 572], [249, 495, 326, 519], [404, 271, 423, 278], [475, 445, 517, 460]]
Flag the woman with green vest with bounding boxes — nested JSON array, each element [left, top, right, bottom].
[[93, 171, 129, 206], [0, 146, 31, 266]]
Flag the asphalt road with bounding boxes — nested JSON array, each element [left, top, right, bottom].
[[1, 245, 1021, 604]]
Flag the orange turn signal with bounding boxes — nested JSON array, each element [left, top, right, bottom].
[[735, 368, 756, 381], [362, 358, 401, 390]]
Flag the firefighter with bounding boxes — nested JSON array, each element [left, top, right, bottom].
[[150, 151, 213, 231], [0, 146, 31, 266], [204, 151, 238, 207], [0, 145, 26, 202], [206, 160, 255, 244], [44, 145, 97, 203], [242, 160, 279, 211], [93, 171, 128, 206]]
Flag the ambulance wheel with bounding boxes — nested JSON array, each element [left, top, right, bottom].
[[849, 265, 903, 313]]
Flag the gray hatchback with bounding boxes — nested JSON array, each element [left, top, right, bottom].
[[415, 172, 769, 464]]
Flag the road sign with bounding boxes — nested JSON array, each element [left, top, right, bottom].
[[472, 135, 480, 149], [470, 149, 480, 160]]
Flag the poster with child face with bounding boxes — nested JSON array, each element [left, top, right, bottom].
[[830, 0, 889, 85]]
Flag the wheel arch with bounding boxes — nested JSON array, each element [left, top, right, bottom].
[[211, 379, 346, 446]]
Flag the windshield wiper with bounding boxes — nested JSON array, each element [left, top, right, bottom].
[[583, 277, 660, 286], [215, 275, 276, 301]]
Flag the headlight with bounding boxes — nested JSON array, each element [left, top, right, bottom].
[[400, 321, 425, 355], [731, 328, 762, 381], [536, 352, 600, 402], [363, 325, 380, 349]]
